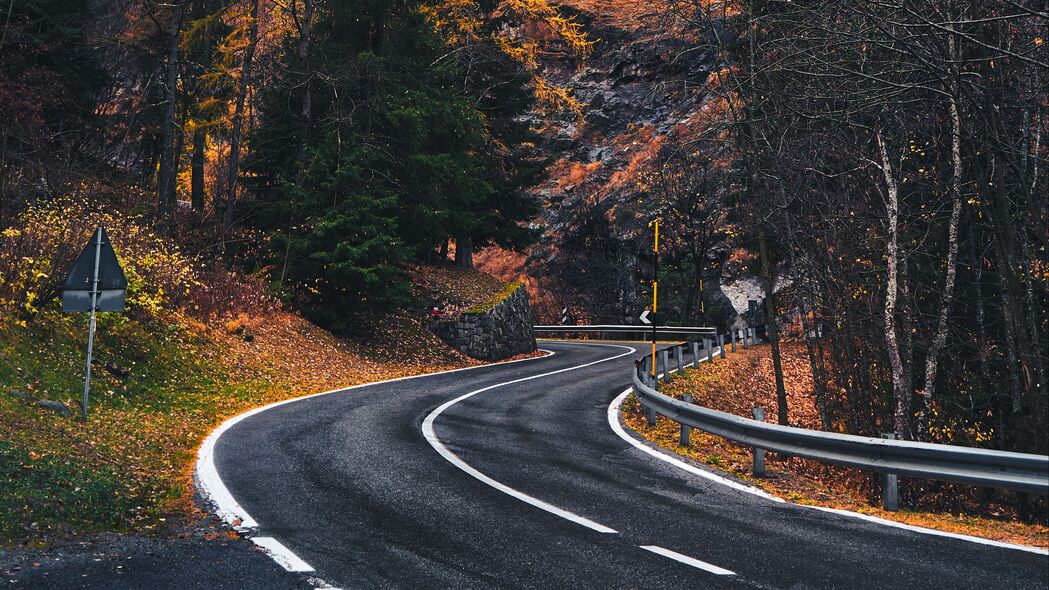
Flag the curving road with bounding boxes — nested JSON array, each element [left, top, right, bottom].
[[206, 341, 1048, 589]]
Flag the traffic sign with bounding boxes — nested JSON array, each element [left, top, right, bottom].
[[60, 227, 127, 421], [60, 227, 127, 312], [640, 309, 652, 324]]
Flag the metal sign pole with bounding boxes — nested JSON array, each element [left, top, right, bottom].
[[81, 227, 102, 422], [649, 220, 660, 389]]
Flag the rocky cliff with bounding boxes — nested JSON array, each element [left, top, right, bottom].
[[480, 1, 736, 325]]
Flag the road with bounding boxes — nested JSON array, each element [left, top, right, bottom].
[[205, 341, 1047, 589]]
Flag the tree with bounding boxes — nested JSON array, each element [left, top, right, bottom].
[[243, 0, 541, 323]]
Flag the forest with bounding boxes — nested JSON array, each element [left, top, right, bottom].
[[1, 0, 1047, 520]]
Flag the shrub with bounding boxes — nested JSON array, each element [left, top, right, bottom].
[[0, 195, 276, 321]]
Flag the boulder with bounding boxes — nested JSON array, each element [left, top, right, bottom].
[[37, 400, 71, 417]]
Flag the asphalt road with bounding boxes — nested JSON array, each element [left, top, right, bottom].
[[204, 340, 1047, 589]]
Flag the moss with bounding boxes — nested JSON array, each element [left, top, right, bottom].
[[463, 281, 522, 315]]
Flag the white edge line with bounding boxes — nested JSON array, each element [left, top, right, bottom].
[[251, 537, 315, 572], [195, 348, 555, 530], [609, 387, 782, 501], [639, 545, 736, 576], [804, 505, 1049, 556], [609, 348, 782, 501], [609, 352, 1049, 556], [193, 348, 557, 581], [422, 343, 640, 534]]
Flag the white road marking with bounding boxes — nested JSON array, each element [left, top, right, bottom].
[[251, 537, 315, 572], [609, 353, 1049, 556], [805, 505, 1049, 556], [607, 345, 782, 501], [608, 388, 782, 501], [639, 545, 736, 576], [423, 343, 638, 534], [194, 350, 556, 580]]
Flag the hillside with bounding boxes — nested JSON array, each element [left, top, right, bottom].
[[477, 0, 729, 324], [0, 206, 509, 548]]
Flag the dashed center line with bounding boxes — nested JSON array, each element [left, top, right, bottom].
[[640, 545, 737, 576]]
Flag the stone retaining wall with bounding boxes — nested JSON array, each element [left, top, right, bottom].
[[432, 284, 537, 361]]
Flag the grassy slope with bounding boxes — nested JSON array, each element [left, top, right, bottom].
[[0, 264, 501, 548], [621, 341, 1049, 549]]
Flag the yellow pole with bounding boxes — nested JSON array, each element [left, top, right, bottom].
[[699, 277, 705, 315], [650, 220, 659, 377]]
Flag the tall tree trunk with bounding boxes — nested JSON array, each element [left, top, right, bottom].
[[800, 290, 830, 430], [455, 235, 474, 268], [222, 0, 259, 228], [157, 5, 183, 213], [191, 128, 205, 211], [877, 131, 911, 439], [296, 0, 314, 168], [921, 35, 964, 422], [898, 252, 914, 402], [758, 228, 789, 426]]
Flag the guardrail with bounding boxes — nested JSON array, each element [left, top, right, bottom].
[[630, 342, 1049, 508], [534, 324, 719, 338]]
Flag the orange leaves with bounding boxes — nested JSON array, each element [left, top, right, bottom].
[[621, 341, 1049, 549], [422, 0, 593, 119]]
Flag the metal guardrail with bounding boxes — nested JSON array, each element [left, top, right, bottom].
[[630, 344, 1049, 497], [535, 324, 718, 337]]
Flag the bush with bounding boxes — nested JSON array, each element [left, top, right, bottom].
[[0, 195, 277, 321]]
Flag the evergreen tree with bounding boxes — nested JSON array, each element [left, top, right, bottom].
[[245, 0, 540, 326]]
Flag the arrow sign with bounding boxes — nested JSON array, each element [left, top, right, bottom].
[[640, 309, 652, 325]]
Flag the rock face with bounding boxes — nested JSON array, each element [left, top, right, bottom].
[[488, 4, 728, 324], [37, 400, 71, 417], [433, 284, 538, 361]]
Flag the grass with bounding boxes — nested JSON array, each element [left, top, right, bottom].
[[0, 442, 137, 541], [0, 308, 276, 547], [0, 266, 501, 549], [464, 281, 522, 314]]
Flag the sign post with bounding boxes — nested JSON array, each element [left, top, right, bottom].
[[60, 227, 127, 422], [648, 219, 660, 384]]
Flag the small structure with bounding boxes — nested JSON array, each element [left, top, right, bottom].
[[431, 282, 537, 361]]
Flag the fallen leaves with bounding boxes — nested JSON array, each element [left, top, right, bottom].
[[622, 341, 1049, 549]]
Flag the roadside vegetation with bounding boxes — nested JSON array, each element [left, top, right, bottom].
[[621, 341, 1049, 549], [0, 199, 517, 548]]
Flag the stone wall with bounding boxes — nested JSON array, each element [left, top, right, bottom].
[[432, 284, 537, 361]]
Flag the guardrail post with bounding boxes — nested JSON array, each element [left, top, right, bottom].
[[680, 393, 692, 447], [740, 329, 747, 349], [881, 433, 900, 511], [752, 407, 766, 476], [731, 329, 737, 352], [660, 350, 670, 383], [676, 346, 683, 373], [690, 341, 699, 366], [719, 334, 726, 358]]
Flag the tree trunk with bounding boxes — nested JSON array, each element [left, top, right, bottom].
[[296, 0, 314, 168], [191, 128, 206, 211], [758, 228, 789, 426], [455, 235, 474, 268], [800, 292, 830, 431], [156, 5, 183, 214], [921, 38, 964, 422], [877, 131, 911, 440], [222, 0, 259, 228]]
